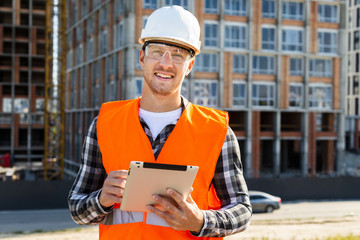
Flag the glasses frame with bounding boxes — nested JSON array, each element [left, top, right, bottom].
[[143, 41, 194, 65]]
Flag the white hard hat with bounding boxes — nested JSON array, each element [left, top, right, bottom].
[[139, 6, 201, 55]]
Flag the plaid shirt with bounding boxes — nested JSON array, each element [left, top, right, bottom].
[[68, 102, 252, 237]]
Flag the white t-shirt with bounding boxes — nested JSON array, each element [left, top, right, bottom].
[[139, 108, 182, 140]]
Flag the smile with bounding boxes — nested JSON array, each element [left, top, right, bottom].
[[155, 72, 174, 79]]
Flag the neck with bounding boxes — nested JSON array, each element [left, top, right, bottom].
[[140, 93, 182, 113]]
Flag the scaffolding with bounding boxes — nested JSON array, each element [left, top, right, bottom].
[[44, 0, 66, 180]]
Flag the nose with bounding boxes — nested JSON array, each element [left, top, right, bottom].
[[159, 51, 173, 66]]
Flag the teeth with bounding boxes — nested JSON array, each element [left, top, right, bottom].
[[156, 73, 173, 79]]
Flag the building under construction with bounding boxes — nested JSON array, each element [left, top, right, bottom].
[[2, 0, 359, 180], [346, 0, 360, 153], [0, 0, 46, 179], [63, 0, 350, 179]]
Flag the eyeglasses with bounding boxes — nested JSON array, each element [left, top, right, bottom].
[[144, 43, 193, 64]]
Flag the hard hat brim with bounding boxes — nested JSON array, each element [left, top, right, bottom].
[[139, 37, 201, 56]]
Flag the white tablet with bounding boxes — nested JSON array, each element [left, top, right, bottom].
[[120, 161, 199, 212]]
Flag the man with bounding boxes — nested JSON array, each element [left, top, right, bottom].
[[68, 5, 252, 239]]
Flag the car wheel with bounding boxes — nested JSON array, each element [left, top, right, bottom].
[[265, 205, 274, 213]]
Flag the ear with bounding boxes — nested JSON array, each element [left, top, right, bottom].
[[185, 58, 195, 76], [139, 49, 145, 69]]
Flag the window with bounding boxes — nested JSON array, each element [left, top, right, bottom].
[[67, 30, 73, 50], [308, 84, 332, 109], [81, 0, 88, 18], [252, 83, 275, 107], [282, 28, 303, 52], [225, 24, 247, 49], [67, 50, 73, 68], [353, 76, 359, 95], [204, 23, 218, 48], [233, 81, 246, 106], [318, 4, 339, 23], [136, 49, 142, 70], [106, 55, 117, 102], [86, 37, 94, 61], [289, 57, 303, 76], [2, 98, 11, 112], [72, 0, 78, 25], [135, 79, 143, 98], [80, 67, 87, 108], [76, 44, 83, 65], [318, 30, 338, 54], [99, 29, 108, 55], [114, 21, 125, 49], [193, 80, 218, 107], [114, 0, 124, 18], [165, 0, 188, 9], [309, 59, 333, 77], [262, 0, 276, 18], [282, 1, 303, 20], [233, 54, 247, 73], [205, 0, 218, 14], [262, 27, 275, 50], [93, 0, 101, 9], [143, 0, 157, 9], [76, 25, 82, 44], [353, 31, 359, 50], [143, 16, 148, 28], [92, 61, 101, 108], [87, 15, 94, 38], [71, 71, 77, 109], [99, 5, 108, 27], [253, 56, 275, 74], [36, 99, 45, 112], [181, 79, 189, 99], [289, 84, 303, 108], [194, 53, 218, 72], [225, 0, 247, 16]]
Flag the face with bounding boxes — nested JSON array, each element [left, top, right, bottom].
[[139, 43, 195, 97]]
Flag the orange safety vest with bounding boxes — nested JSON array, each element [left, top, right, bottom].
[[97, 98, 228, 240]]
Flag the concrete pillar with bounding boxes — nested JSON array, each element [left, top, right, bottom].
[[336, 1, 347, 176], [273, 111, 281, 177], [245, 111, 252, 178], [301, 112, 309, 177], [218, 0, 224, 108], [355, 119, 359, 150], [252, 112, 261, 178], [123, 0, 136, 100]]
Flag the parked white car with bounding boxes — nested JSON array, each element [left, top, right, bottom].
[[249, 191, 282, 213]]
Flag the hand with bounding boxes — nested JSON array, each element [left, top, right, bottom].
[[146, 189, 204, 233], [99, 170, 128, 208]]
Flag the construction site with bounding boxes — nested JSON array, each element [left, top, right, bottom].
[[0, 0, 359, 181]]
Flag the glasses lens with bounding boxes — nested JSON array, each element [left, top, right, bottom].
[[146, 44, 190, 64]]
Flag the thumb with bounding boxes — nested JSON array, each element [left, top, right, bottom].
[[186, 188, 195, 203]]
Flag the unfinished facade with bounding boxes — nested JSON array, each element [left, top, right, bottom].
[[64, 0, 347, 179], [0, 0, 46, 179]]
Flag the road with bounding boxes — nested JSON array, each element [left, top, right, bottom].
[[228, 200, 360, 240], [0, 200, 359, 239]]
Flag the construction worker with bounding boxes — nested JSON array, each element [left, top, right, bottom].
[[68, 5, 252, 239]]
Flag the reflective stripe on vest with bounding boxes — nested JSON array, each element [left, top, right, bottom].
[[97, 98, 228, 240]]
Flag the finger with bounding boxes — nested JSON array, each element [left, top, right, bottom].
[[152, 194, 181, 215], [167, 189, 187, 208], [108, 170, 128, 179], [186, 192, 195, 203], [103, 184, 125, 196], [146, 204, 168, 216]]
